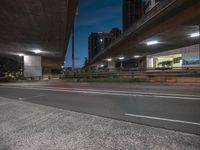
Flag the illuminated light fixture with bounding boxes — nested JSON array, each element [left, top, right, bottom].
[[61, 65, 64, 69], [146, 40, 159, 45], [119, 57, 125, 60], [100, 39, 103, 42], [134, 55, 141, 58], [18, 53, 24, 57], [190, 32, 200, 38], [33, 49, 42, 54], [100, 64, 104, 67], [107, 58, 112, 62]]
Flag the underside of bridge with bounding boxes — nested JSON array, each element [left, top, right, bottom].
[[92, 0, 200, 67], [0, 0, 78, 76]]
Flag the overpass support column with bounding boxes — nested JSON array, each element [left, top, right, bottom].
[[24, 55, 42, 79], [107, 61, 116, 72], [146, 56, 155, 69], [199, 25, 200, 67]]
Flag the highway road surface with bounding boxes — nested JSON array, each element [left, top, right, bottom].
[[0, 81, 199, 135]]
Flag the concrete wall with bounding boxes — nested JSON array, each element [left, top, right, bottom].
[[24, 55, 42, 77]]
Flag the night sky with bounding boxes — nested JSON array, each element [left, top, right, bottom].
[[65, 0, 122, 68]]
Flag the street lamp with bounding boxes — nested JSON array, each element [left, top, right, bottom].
[[100, 64, 104, 67], [190, 32, 200, 38], [33, 49, 42, 54], [119, 57, 125, 60], [146, 40, 159, 46], [107, 58, 112, 62], [134, 55, 141, 58], [18, 53, 24, 57]]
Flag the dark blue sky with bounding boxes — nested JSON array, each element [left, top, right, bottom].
[[65, 0, 122, 68]]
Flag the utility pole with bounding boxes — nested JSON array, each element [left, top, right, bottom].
[[72, 0, 78, 71], [72, 23, 75, 70], [71, 0, 78, 71]]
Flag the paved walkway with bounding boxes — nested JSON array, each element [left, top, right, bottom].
[[0, 97, 200, 150]]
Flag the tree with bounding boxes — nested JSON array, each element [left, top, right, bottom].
[[0, 56, 21, 78]]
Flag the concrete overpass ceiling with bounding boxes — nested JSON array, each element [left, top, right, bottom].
[[101, 25, 199, 61], [0, 0, 76, 58]]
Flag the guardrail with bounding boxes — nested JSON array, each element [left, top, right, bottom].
[[1, 67, 199, 81], [61, 67, 200, 80]]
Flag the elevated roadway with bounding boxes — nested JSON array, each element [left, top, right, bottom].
[[92, 0, 200, 64], [0, 0, 78, 75]]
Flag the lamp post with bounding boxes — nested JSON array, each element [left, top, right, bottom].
[[71, 0, 78, 71], [72, 24, 75, 70]]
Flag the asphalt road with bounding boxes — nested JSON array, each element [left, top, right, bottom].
[[0, 81, 200, 135]]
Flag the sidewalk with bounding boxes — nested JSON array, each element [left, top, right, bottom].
[[0, 97, 200, 150]]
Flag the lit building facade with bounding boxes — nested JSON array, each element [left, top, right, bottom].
[[110, 27, 122, 41], [147, 44, 200, 68]]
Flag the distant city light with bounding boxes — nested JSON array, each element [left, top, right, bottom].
[[190, 32, 200, 38], [119, 57, 125, 60], [33, 49, 42, 54], [134, 55, 141, 58], [146, 40, 159, 45], [18, 53, 24, 57], [100, 39, 103, 42], [107, 58, 112, 62]]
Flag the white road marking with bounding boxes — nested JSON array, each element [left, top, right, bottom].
[[125, 113, 200, 126], [18, 94, 48, 100], [29, 86, 200, 99], [1, 86, 200, 100], [2, 84, 200, 98]]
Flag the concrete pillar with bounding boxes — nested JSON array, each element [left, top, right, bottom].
[[146, 56, 154, 69], [120, 62, 123, 70], [24, 55, 42, 78], [107, 61, 116, 72], [199, 25, 200, 67]]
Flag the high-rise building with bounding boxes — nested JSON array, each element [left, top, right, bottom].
[[144, 0, 161, 13], [123, 0, 144, 32], [88, 32, 113, 63], [110, 27, 122, 41]]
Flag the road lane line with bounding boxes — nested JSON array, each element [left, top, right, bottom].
[[1, 86, 200, 100], [125, 113, 200, 126], [18, 94, 48, 100], [40, 86, 200, 98], [2, 85, 200, 98], [15, 88, 200, 100]]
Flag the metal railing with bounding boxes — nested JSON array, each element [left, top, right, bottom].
[[61, 67, 200, 80]]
